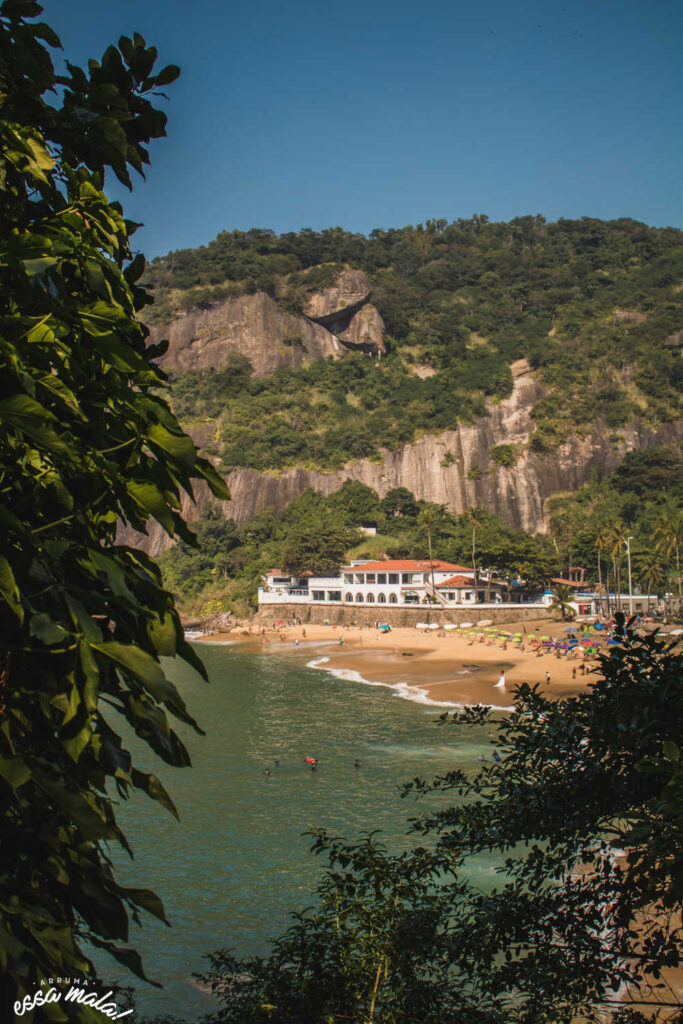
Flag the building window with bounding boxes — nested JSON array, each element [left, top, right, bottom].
[[377, 573, 386, 584], [312, 591, 325, 601], [465, 592, 472, 601], [378, 593, 386, 603], [327, 591, 342, 602], [366, 573, 376, 584], [401, 573, 412, 584], [355, 574, 364, 585], [388, 573, 399, 584], [366, 593, 375, 603], [343, 574, 353, 584], [478, 591, 485, 602], [389, 593, 398, 604], [345, 593, 353, 602], [355, 593, 364, 603]]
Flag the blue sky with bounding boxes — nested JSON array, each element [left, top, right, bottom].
[[48, 0, 682, 258]]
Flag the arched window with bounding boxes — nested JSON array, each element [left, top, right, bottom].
[[366, 593, 375, 603], [356, 593, 364, 603], [345, 593, 353, 602], [377, 593, 386, 603], [389, 593, 398, 604]]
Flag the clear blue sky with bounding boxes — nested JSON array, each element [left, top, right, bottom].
[[48, 0, 682, 258]]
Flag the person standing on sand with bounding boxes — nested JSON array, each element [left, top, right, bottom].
[[545, 670, 551, 684], [495, 670, 506, 690]]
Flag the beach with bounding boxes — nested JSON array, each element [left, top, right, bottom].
[[198, 617, 606, 708]]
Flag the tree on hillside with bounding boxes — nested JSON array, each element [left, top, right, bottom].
[[200, 622, 683, 1023], [0, 3, 228, 1014], [326, 481, 382, 525], [380, 487, 419, 520], [281, 519, 359, 577]]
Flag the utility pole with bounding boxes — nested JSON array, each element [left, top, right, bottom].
[[625, 536, 634, 617]]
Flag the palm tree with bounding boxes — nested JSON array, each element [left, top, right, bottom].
[[633, 551, 665, 616], [595, 522, 621, 615], [548, 584, 575, 622], [465, 506, 483, 603], [418, 505, 442, 601], [653, 508, 683, 614]]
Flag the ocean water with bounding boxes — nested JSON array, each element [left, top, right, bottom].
[[100, 645, 496, 1019]]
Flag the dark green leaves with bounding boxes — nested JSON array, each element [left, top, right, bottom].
[[0, 6, 219, 1014]]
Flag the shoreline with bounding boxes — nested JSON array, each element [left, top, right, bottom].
[[195, 618, 610, 708]]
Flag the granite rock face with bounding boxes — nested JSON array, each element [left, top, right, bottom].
[[337, 303, 386, 355], [152, 292, 342, 376], [303, 269, 371, 327], [120, 374, 683, 557], [150, 268, 386, 373]]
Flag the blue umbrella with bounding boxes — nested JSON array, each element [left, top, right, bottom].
[[566, 627, 578, 633]]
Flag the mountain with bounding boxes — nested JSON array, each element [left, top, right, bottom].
[[134, 216, 683, 550]]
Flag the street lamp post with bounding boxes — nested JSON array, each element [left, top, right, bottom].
[[625, 536, 634, 617]]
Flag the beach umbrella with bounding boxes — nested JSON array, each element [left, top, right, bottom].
[[669, 628, 683, 636], [607, 639, 620, 645], [565, 627, 578, 633], [540, 635, 550, 641], [323, 619, 330, 625], [594, 623, 605, 630], [527, 634, 536, 640]]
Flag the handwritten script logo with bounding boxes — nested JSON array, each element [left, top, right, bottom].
[[14, 978, 132, 1020]]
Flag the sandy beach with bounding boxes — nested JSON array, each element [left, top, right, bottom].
[[197, 617, 610, 708]]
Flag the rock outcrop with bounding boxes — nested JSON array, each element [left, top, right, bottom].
[[303, 269, 371, 327], [120, 374, 683, 557], [337, 303, 386, 355], [150, 268, 386, 374], [152, 292, 342, 377]]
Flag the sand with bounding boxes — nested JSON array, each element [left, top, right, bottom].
[[198, 618, 606, 708]]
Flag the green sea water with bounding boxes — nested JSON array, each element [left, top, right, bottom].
[[102, 643, 496, 1020]]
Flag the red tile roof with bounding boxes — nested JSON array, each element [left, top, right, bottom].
[[438, 574, 475, 587], [345, 560, 472, 572]]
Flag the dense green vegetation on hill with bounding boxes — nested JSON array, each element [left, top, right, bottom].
[[146, 217, 683, 471], [159, 448, 683, 617]]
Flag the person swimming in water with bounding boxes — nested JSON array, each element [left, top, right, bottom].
[[264, 768, 271, 776], [354, 759, 361, 768]]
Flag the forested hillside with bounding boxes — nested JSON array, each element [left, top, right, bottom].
[[143, 217, 683, 472]]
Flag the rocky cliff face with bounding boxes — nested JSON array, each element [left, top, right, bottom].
[[152, 292, 342, 376], [121, 372, 683, 557], [151, 269, 385, 376]]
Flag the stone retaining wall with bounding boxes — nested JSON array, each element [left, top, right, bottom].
[[255, 604, 552, 628]]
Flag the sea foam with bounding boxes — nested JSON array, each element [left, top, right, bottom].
[[305, 657, 511, 711]]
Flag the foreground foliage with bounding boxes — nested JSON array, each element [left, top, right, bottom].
[[0, 3, 226, 1016], [196, 619, 683, 1022]]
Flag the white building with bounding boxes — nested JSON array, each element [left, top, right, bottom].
[[261, 560, 526, 609]]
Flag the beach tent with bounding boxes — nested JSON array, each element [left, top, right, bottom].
[[459, 622, 474, 628], [444, 624, 458, 630], [477, 619, 493, 627]]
